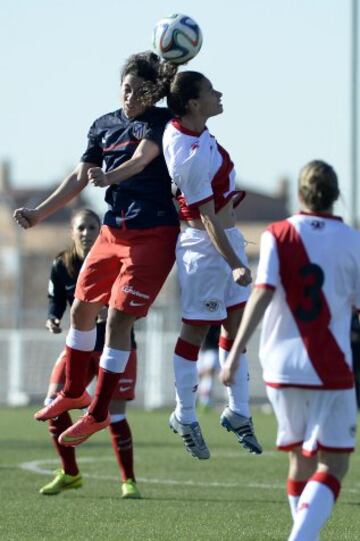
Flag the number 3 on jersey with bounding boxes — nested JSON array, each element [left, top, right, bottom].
[[295, 263, 324, 322]]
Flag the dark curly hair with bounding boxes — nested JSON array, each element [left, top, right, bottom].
[[299, 160, 340, 212], [166, 71, 205, 117], [121, 51, 178, 106]]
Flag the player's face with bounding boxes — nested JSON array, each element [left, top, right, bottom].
[[121, 74, 148, 118], [71, 215, 100, 257], [195, 78, 223, 118]]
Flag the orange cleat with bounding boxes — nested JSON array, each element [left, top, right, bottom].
[[58, 412, 110, 447], [34, 391, 91, 421]]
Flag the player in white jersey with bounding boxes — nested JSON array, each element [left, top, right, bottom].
[[163, 71, 262, 459], [220, 160, 360, 541]]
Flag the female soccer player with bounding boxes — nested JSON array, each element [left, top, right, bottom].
[[220, 160, 360, 540], [162, 71, 262, 459], [13, 51, 179, 446], [40, 209, 140, 499]]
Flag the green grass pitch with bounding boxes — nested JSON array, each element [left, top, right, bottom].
[[1, 407, 359, 540]]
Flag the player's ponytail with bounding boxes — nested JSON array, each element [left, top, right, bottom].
[[299, 160, 340, 212]]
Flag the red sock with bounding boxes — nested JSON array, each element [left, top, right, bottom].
[[48, 413, 79, 476], [88, 368, 121, 421], [63, 345, 91, 398], [109, 419, 135, 481]]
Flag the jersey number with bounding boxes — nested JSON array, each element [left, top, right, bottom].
[[295, 263, 324, 322]]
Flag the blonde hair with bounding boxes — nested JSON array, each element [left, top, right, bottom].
[[298, 160, 339, 211]]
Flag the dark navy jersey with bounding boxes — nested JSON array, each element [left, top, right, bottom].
[[48, 256, 136, 351], [81, 106, 179, 230]]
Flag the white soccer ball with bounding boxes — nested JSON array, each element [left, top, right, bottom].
[[152, 14, 203, 65]]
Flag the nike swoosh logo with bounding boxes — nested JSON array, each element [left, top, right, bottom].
[[119, 386, 132, 392], [129, 300, 145, 307]]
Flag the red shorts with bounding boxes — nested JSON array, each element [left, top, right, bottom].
[[50, 348, 137, 401], [75, 225, 179, 317]]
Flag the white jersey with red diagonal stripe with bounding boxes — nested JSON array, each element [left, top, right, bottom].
[[255, 212, 360, 389]]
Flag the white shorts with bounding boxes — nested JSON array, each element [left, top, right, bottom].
[[176, 227, 250, 323], [266, 386, 357, 455]]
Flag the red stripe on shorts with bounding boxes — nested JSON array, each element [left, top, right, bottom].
[[269, 220, 353, 389]]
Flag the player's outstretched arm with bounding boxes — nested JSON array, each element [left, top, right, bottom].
[[198, 200, 252, 287], [220, 287, 274, 386], [13, 162, 94, 229]]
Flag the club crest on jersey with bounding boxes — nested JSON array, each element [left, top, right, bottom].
[[132, 122, 146, 140], [204, 299, 219, 312], [310, 219, 325, 230]]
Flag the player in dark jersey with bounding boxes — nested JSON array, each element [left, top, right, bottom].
[[39, 209, 140, 499], [14, 51, 179, 446]]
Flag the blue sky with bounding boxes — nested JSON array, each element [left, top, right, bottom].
[[1, 0, 358, 220]]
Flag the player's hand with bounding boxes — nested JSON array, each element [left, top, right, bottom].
[[13, 207, 41, 229], [232, 265, 252, 287], [46, 318, 62, 334], [219, 363, 236, 386], [88, 167, 110, 187]]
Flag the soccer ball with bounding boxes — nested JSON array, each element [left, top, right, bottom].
[[152, 14, 203, 65]]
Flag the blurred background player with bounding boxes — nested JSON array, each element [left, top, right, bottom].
[[39, 209, 140, 499], [163, 71, 262, 459], [197, 325, 221, 411], [13, 51, 179, 446], [221, 160, 360, 541]]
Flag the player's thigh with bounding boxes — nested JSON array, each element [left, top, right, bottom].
[[316, 389, 357, 451], [75, 226, 123, 306], [267, 387, 307, 449], [176, 228, 229, 322], [110, 227, 178, 317]]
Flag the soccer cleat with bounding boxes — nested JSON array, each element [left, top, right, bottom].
[[34, 390, 91, 421], [58, 412, 110, 447], [39, 469, 82, 495], [121, 479, 142, 499], [220, 407, 263, 455], [169, 411, 210, 460]]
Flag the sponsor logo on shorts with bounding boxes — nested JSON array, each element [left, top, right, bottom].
[[122, 285, 150, 299], [129, 300, 145, 307], [204, 299, 220, 312], [119, 385, 132, 392]]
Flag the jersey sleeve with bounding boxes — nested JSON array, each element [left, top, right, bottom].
[[255, 230, 280, 290], [80, 122, 103, 166], [163, 130, 213, 207], [47, 260, 67, 320], [142, 113, 169, 149]]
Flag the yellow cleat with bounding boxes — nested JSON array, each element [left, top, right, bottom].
[[121, 479, 142, 499], [39, 469, 82, 495]]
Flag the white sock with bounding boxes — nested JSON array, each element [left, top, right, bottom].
[[287, 479, 307, 520], [288, 472, 340, 541], [219, 346, 250, 417], [66, 326, 96, 351], [100, 347, 130, 373], [172, 338, 200, 424]]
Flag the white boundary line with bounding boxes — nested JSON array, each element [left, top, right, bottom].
[[18, 457, 360, 493]]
